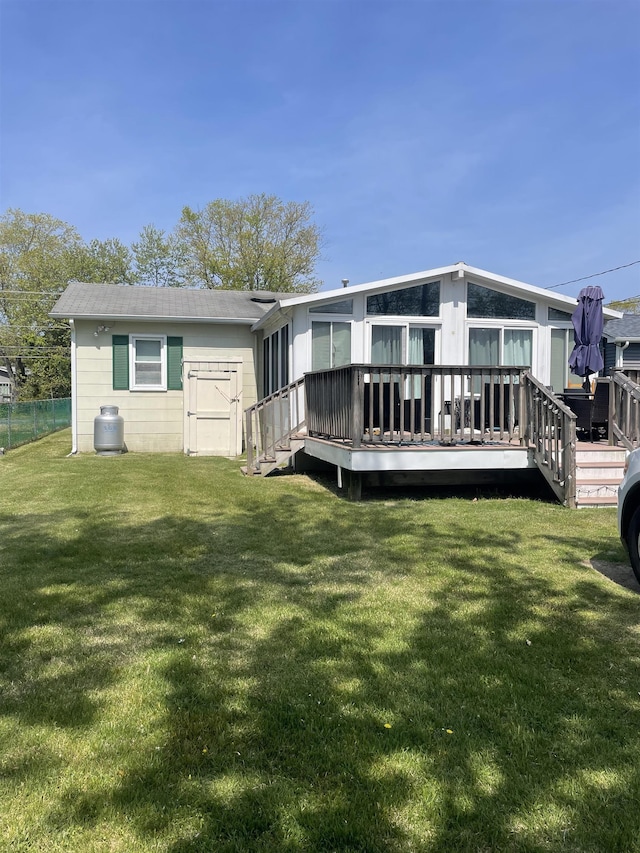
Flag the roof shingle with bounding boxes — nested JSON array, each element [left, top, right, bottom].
[[50, 282, 287, 322]]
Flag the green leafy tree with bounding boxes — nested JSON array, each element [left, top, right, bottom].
[[607, 296, 640, 314], [175, 194, 322, 292], [132, 224, 185, 287], [0, 210, 83, 400], [0, 211, 139, 400], [69, 237, 137, 284]]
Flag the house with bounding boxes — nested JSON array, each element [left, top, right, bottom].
[[0, 366, 10, 403], [51, 263, 628, 505], [50, 284, 290, 455], [603, 314, 640, 375]]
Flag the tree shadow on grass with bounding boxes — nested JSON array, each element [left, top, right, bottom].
[[1, 485, 639, 851]]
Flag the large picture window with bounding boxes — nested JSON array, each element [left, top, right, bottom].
[[467, 283, 536, 321], [367, 281, 440, 316]]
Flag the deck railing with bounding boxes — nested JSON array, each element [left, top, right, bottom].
[[521, 372, 577, 507], [245, 378, 305, 473], [305, 364, 528, 447], [611, 370, 640, 450]]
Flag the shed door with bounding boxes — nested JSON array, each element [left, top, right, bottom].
[[184, 363, 242, 456]]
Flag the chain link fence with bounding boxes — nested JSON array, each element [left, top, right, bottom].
[[0, 398, 71, 450]]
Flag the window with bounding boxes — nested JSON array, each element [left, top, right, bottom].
[[367, 281, 440, 316], [550, 328, 583, 391], [112, 335, 182, 391], [309, 299, 353, 314], [312, 321, 351, 370], [467, 283, 536, 320], [469, 328, 532, 366], [132, 336, 164, 389], [263, 325, 290, 395], [371, 325, 435, 364], [548, 306, 573, 321]]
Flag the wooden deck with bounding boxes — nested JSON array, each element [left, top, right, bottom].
[[245, 366, 640, 507]]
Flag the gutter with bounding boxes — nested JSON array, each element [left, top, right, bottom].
[[68, 319, 78, 455], [49, 313, 261, 325]]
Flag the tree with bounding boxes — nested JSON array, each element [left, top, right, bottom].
[[175, 194, 322, 292], [132, 224, 185, 287], [69, 237, 137, 285], [607, 297, 640, 314], [0, 210, 83, 400], [0, 211, 140, 400]]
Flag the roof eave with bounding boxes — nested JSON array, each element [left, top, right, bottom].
[[49, 312, 258, 324]]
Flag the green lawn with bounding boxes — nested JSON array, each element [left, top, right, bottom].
[[1, 431, 639, 853]]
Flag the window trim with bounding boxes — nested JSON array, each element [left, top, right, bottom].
[[129, 334, 167, 391]]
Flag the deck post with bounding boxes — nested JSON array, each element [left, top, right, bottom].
[[351, 366, 364, 449], [246, 408, 254, 473], [564, 418, 577, 509], [608, 377, 615, 445], [519, 372, 527, 446], [346, 470, 362, 501]]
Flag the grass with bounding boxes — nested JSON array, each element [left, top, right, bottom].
[[0, 430, 639, 852]]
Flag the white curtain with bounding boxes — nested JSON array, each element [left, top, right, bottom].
[[371, 326, 402, 364], [503, 330, 532, 366], [332, 323, 351, 367], [469, 329, 499, 365], [312, 322, 331, 370]]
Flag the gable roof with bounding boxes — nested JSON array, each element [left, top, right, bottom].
[[252, 262, 622, 329], [50, 282, 289, 324], [603, 314, 640, 342]]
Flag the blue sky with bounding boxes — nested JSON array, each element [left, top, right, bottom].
[[1, 0, 639, 302]]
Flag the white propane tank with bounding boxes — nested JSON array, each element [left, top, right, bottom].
[[94, 405, 125, 455]]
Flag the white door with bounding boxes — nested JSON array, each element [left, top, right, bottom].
[[184, 362, 242, 456]]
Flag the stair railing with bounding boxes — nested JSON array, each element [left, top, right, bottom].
[[522, 372, 577, 508], [245, 378, 305, 473], [611, 370, 640, 450]]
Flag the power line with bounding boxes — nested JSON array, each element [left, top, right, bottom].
[[546, 260, 640, 290]]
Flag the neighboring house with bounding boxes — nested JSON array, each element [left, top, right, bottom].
[[0, 366, 10, 403], [51, 262, 621, 457], [602, 314, 640, 374]]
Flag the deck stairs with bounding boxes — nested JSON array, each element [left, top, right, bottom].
[[242, 431, 306, 477], [574, 444, 627, 508]]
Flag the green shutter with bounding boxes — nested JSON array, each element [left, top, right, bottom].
[[112, 335, 129, 390], [167, 337, 183, 390]]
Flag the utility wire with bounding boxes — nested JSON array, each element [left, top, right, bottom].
[[545, 260, 640, 290]]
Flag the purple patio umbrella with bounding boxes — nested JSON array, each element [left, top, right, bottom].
[[568, 285, 605, 391]]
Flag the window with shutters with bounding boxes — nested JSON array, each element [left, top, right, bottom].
[[112, 334, 183, 391]]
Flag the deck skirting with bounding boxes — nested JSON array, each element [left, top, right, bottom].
[[303, 436, 534, 473]]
